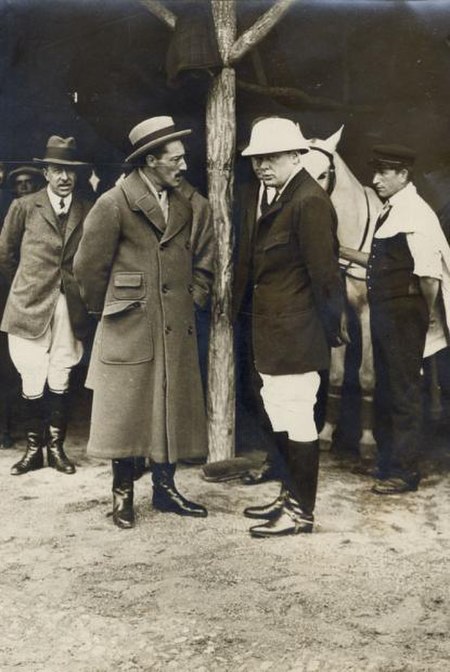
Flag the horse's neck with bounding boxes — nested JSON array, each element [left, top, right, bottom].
[[332, 154, 381, 250]]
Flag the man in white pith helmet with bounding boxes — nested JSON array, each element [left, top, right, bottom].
[[234, 116, 348, 537]]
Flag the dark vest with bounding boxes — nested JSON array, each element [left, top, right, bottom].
[[367, 232, 420, 304]]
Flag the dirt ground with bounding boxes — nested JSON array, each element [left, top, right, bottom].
[[0, 389, 449, 672]]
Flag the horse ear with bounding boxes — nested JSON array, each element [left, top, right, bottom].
[[322, 125, 344, 152], [296, 123, 310, 144]]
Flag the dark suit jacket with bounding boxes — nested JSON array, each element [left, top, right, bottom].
[[234, 169, 345, 375], [0, 188, 92, 340]]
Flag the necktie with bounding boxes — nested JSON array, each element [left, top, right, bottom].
[[375, 203, 392, 232], [59, 198, 65, 213], [260, 186, 270, 216], [158, 191, 168, 225]]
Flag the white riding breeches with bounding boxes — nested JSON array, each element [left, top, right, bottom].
[[260, 371, 321, 442], [9, 293, 83, 399]]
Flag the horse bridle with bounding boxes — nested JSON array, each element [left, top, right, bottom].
[[308, 146, 371, 281]]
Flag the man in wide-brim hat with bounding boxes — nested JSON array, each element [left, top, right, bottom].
[[233, 116, 348, 537], [74, 116, 214, 529], [0, 135, 93, 478]]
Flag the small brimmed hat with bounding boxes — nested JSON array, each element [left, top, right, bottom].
[[369, 144, 416, 169], [34, 136, 87, 166], [241, 117, 309, 156], [125, 116, 192, 163], [8, 165, 43, 184]]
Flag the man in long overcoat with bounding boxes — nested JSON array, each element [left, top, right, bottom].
[[73, 116, 214, 529], [234, 117, 347, 537], [0, 136, 92, 476]]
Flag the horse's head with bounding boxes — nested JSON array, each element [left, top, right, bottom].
[[301, 126, 344, 194]]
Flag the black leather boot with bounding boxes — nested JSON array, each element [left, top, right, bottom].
[[152, 463, 208, 517], [241, 431, 288, 485], [46, 392, 75, 474], [243, 485, 286, 520], [112, 458, 135, 529], [10, 397, 45, 476], [250, 440, 319, 538]]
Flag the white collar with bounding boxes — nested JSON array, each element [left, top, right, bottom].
[[386, 181, 416, 208], [138, 169, 167, 202], [47, 186, 72, 214]]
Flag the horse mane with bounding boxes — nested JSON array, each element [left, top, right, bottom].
[[332, 153, 381, 252]]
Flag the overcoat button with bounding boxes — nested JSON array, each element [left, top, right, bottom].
[[165, 326, 172, 334], [162, 284, 168, 293], [185, 241, 191, 249], [188, 284, 193, 294], [187, 326, 193, 335], [160, 242, 167, 250]]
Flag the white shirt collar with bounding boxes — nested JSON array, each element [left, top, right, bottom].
[[47, 186, 72, 214], [139, 169, 169, 221], [386, 181, 416, 208]]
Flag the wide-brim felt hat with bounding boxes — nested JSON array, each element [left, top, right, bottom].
[[7, 165, 44, 183], [369, 144, 416, 169], [125, 116, 192, 163], [242, 117, 309, 156], [33, 136, 88, 166]]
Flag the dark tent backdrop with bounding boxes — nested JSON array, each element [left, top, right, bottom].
[[0, 0, 450, 205]]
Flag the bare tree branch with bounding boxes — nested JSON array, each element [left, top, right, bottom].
[[228, 0, 297, 65], [139, 0, 177, 30], [237, 79, 374, 113]]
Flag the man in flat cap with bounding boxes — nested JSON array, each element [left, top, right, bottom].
[[74, 116, 214, 529], [8, 165, 44, 199], [341, 144, 450, 494], [234, 116, 348, 537], [0, 136, 92, 476]]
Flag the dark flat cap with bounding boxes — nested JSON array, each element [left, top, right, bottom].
[[369, 144, 416, 168]]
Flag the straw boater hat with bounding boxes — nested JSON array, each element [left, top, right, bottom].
[[8, 165, 43, 184], [33, 136, 88, 166], [125, 116, 192, 163], [242, 117, 309, 156], [369, 144, 416, 169]]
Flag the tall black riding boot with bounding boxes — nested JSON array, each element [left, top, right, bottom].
[[112, 458, 135, 529], [11, 397, 45, 475], [241, 431, 288, 486], [243, 432, 289, 519], [250, 440, 320, 537], [46, 392, 75, 474], [152, 462, 208, 517]]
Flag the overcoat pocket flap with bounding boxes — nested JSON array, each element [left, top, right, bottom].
[[103, 300, 141, 317], [114, 273, 143, 288], [264, 232, 290, 251]]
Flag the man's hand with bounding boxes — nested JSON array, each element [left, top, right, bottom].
[[335, 310, 351, 347]]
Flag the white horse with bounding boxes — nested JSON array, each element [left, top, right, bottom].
[[302, 127, 382, 458]]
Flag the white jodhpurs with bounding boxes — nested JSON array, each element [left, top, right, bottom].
[[259, 371, 321, 442], [9, 293, 83, 399]]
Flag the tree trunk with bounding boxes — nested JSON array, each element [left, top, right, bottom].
[[206, 2, 236, 462]]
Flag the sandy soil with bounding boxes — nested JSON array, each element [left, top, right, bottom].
[[0, 391, 449, 672]]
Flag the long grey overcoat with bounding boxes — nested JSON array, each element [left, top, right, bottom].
[[73, 171, 214, 462]]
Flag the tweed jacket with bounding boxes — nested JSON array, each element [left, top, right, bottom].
[[0, 188, 92, 340], [234, 169, 345, 375]]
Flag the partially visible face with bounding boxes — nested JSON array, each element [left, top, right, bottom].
[[43, 163, 77, 197], [372, 167, 407, 200], [13, 173, 37, 196], [145, 140, 187, 190], [250, 151, 300, 189]]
